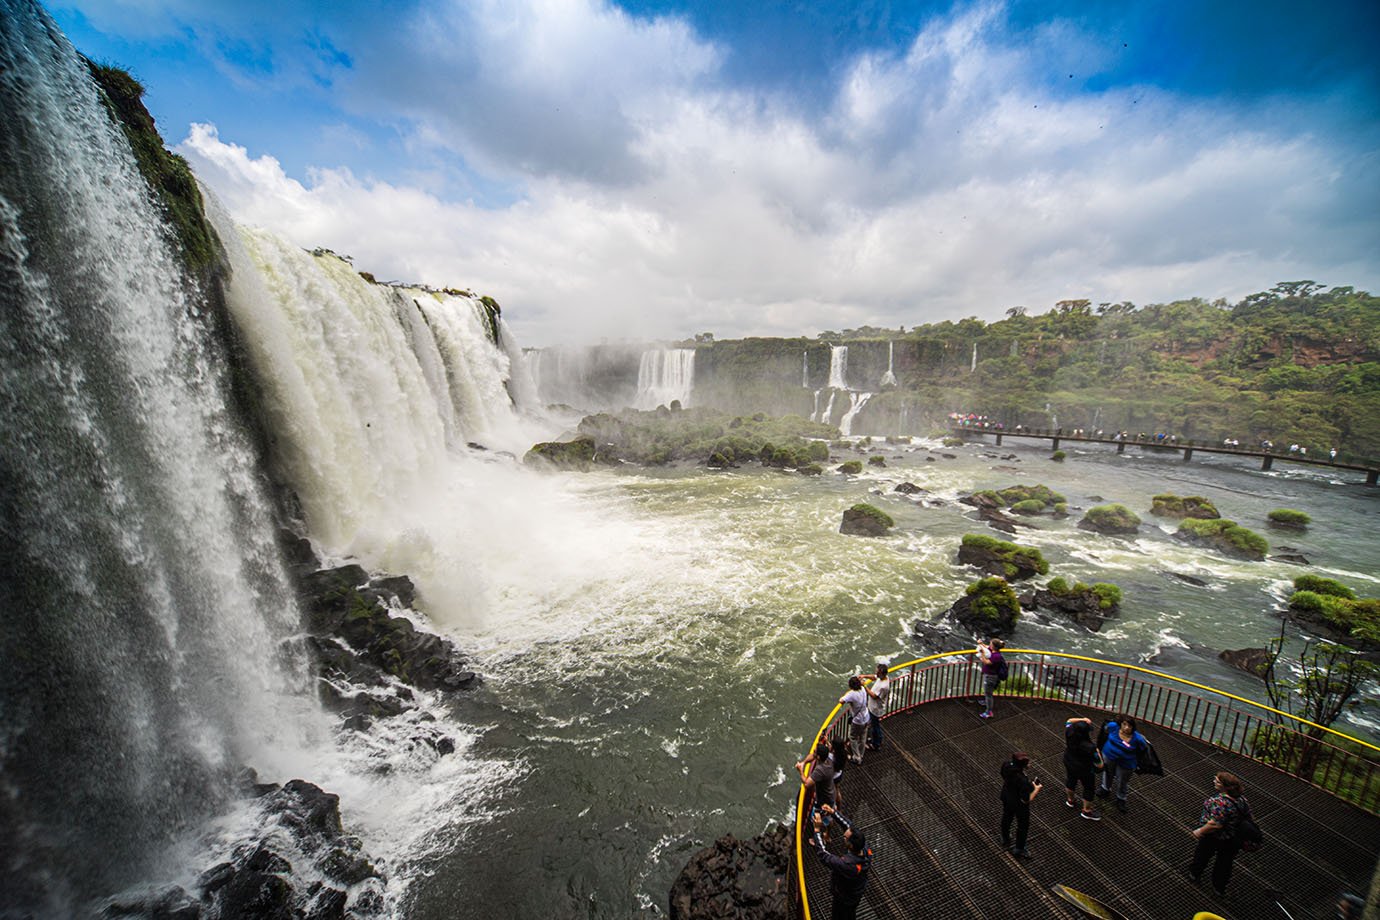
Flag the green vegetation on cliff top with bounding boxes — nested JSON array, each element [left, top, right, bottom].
[[573, 407, 836, 467]]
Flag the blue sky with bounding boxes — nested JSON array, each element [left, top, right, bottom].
[[49, 0, 1380, 346]]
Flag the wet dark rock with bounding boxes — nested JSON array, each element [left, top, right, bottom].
[[102, 885, 200, 919], [1023, 587, 1117, 632], [1220, 647, 1272, 677], [1270, 553, 1311, 566], [268, 780, 344, 841], [278, 529, 320, 571], [840, 505, 891, 536], [668, 826, 790, 920], [940, 452, 958, 459], [235, 766, 282, 798], [245, 845, 292, 875], [1163, 571, 1209, 587], [362, 574, 417, 609], [1044, 666, 1081, 690], [911, 618, 973, 652], [925, 456, 936, 462], [213, 872, 293, 920], [321, 847, 378, 886], [304, 886, 348, 920], [893, 481, 925, 494], [944, 582, 1021, 637], [196, 863, 235, 896], [980, 506, 1030, 534]]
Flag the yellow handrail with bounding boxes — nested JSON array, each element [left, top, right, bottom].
[[792, 648, 1380, 920]]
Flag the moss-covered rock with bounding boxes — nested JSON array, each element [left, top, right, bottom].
[[996, 484, 1066, 506], [947, 577, 1021, 636], [1149, 494, 1220, 520], [1293, 575, 1355, 599], [1051, 450, 1066, 462], [1287, 586, 1380, 651], [1174, 518, 1268, 561], [837, 460, 863, 474], [1027, 578, 1121, 632], [1009, 499, 1045, 516], [1077, 503, 1141, 535], [86, 63, 222, 278], [524, 435, 602, 470], [841, 503, 894, 536], [569, 407, 836, 467], [1267, 508, 1311, 529], [956, 533, 1049, 580], [868, 455, 887, 467]]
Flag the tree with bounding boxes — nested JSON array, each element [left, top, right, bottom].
[[1260, 620, 1377, 776], [1005, 306, 1027, 318]]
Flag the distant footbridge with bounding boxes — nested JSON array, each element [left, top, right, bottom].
[[948, 425, 1380, 486]]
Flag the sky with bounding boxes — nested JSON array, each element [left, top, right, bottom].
[[49, 0, 1380, 347]]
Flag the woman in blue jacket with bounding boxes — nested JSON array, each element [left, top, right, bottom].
[[1096, 715, 1147, 813]]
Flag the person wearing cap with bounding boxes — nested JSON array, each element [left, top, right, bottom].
[[810, 804, 872, 920], [1000, 750, 1042, 858]]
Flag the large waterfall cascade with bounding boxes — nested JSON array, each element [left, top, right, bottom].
[[812, 344, 875, 434], [880, 341, 897, 387], [634, 347, 695, 409], [826, 345, 848, 389], [0, 6, 327, 912]]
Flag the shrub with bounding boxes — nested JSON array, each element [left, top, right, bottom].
[[997, 484, 1066, 506], [1010, 499, 1045, 515], [1090, 583, 1122, 611], [1293, 576, 1355, 599], [1051, 450, 1066, 462], [1175, 518, 1268, 560], [800, 463, 824, 476], [1268, 508, 1312, 528], [959, 533, 1050, 578], [1150, 494, 1220, 519], [1052, 502, 1069, 516], [837, 460, 863, 474], [806, 441, 830, 462], [1078, 504, 1142, 534], [1046, 576, 1071, 596], [942, 437, 964, 447], [868, 455, 887, 467], [963, 576, 1021, 626]]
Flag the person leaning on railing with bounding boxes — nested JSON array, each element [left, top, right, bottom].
[[810, 804, 872, 920]]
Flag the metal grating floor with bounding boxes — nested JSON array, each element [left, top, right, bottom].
[[798, 698, 1380, 920]]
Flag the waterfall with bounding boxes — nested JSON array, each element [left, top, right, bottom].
[[971, 341, 978, 372], [634, 348, 695, 409], [839, 392, 873, 437], [802, 350, 809, 388], [0, 6, 317, 910], [217, 220, 545, 553], [827, 345, 848, 389], [880, 341, 897, 387]]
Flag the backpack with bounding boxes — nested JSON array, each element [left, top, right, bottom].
[[1096, 720, 1111, 750], [1232, 799, 1264, 853], [996, 658, 1009, 682]]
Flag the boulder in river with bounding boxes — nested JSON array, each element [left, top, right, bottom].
[[956, 534, 1048, 581], [840, 503, 894, 536], [668, 826, 790, 920], [1219, 647, 1272, 677], [1077, 503, 1142, 535]]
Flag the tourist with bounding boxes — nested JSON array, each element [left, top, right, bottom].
[[798, 739, 837, 830], [977, 638, 1005, 719], [1062, 717, 1101, 821], [839, 676, 871, 764], [1330, 448, 1339, 462], [1337, 892, 1365, 918], [829, 737, 850, 811], [810, 804, 872, 920], [999, 751, 1042, 858], [865, 663, 891, 750], [1189, 772, 1245, 895], [1097, 716, 1148, 812]]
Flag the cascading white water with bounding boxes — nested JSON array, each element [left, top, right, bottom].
[[802, 350, 809, 388], [839, 392, 873, 436], [880, 341, 897, 387], [827, 345, 848, 389], [971, 341, 978, 372], [0, 5, 321, 911], [634, 347, 695, 409]]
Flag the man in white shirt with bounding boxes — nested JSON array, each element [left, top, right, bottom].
[[839, 676, 871, 764], [865, 664, 890, 751]]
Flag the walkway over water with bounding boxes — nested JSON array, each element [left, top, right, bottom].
[[947, 425, 1380, 484], [797, 696, 1379, 919]]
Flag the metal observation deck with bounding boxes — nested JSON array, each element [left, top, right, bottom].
[[793, 651, 1380, 920]]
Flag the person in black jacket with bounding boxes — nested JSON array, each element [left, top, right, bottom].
[[1062, 717, 1101, 821], [811, 805, 872, 920], [1000, 751, 1042, 858]]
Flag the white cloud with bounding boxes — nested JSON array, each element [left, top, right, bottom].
[[179, 0, 1378, 347]]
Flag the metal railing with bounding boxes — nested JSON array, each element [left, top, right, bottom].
[[790, 648, 1380, 920]]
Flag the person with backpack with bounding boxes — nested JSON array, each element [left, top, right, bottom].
[[1189, 771, 1246, 896], [999, 750, 1042, 858], [977, 638, 1006, 719], [839, 676, 872, 764], [1096, 715, 1147, 813], [1062, 717, 1102, 821]]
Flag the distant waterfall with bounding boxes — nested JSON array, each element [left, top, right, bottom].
[[827, 345, 849, 389], [971, 341, 978, 372], [0, 6, 312, 910], [880, 341, 897, 387], [634, 348, 695, 409], [802, 350, 809, 388]]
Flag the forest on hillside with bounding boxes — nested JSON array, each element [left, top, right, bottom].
[[689, 282, 1380, 459]]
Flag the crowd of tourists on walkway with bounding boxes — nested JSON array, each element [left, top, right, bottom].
[[794, 644, 1301, 918]]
